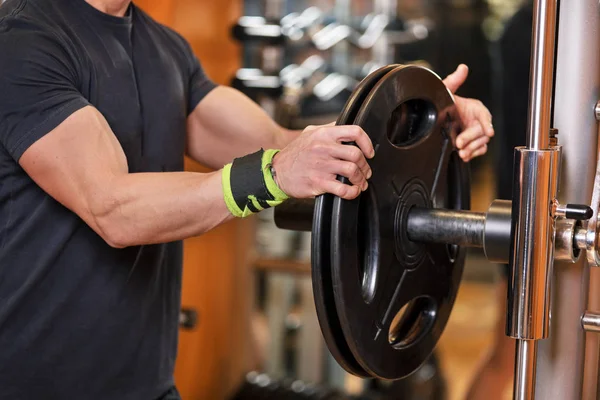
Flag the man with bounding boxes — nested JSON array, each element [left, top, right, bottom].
[[0, 0, 493, 398]]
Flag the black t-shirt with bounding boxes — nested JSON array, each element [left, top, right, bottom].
[[0, 0, 216, 398]]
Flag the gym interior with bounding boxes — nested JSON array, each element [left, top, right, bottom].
[[2, 0, 599, 399], [124, 0, 599, 399]]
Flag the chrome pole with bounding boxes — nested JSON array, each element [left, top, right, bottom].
[[534, 1, 600, 399], [508, 0, 559, 399], [525, 0, 557, 150], [514, 340, 538, 399]]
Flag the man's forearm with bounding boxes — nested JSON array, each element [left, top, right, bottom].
[[187, 87, 304, 169], [93, 170, 232, 248]]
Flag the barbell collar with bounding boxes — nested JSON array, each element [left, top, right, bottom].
[[483, 200, 513, 264]]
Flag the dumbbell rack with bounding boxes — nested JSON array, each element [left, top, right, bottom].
[[232, 0, 434, 129]]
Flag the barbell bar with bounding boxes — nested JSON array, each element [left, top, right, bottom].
[[275, 199, 591, 265]]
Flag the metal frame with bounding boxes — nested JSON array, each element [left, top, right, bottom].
[[510, 0, 600, 398]]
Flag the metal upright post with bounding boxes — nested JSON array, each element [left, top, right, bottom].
[[535, 1, 600, 399], [507, 0, 559, 399]]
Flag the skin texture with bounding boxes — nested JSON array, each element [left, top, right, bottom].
[[85, 0, 130, 16], [18, 1, 496, 250]]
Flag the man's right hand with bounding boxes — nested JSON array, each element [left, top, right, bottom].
[[272, 124, 375, 200]]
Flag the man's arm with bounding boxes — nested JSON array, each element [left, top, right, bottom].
[[21, 106, 234, 248], [20, 105, 373, 248], [4, 28, 372, 249], [186, 86, 300, 169]]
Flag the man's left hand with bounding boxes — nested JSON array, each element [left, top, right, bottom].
[[443, 64, 494, 162]]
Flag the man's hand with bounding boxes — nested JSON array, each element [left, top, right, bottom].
[[272, 124, 374, 200], [443, 64, 494, 162]]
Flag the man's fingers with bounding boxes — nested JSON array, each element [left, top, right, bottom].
[[458, 135, 490, 161], [466, 144, 488, 161], [326, 144, 372, 179], [472, 104, 494, 137], [322, 125, 375, 159], [481, 117, 495, 137], [442, 64, 469, 94], [455, 124, 484, 149], [319, 178, 362, 200], [328, 161, 368, 190]]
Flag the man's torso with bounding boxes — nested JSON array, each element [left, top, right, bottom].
[[0, 1, 198, 398]]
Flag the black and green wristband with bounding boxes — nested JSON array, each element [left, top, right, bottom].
[[222, 149, 289, 218]]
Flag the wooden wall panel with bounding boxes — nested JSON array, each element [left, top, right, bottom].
[[176, 158, 255, 399], [133, 0, 176, 25], [134, 1, 250, 399], [171, 0, 242, 85]]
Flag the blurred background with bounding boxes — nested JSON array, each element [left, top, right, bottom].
[[132, 0, 530, 398]]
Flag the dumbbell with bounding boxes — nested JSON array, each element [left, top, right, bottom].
[[232, 7, 324, 46], [232, 57, 357, 114], [232, 10, 413, 51], [231, 55, 326, 99]]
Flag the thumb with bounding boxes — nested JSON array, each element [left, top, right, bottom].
[[443, 64, 469, 94]]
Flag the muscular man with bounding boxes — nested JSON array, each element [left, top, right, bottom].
[[0, 0, 493, 398]]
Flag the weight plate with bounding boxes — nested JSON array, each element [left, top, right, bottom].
[[330, 65, 470, 379], [312, 64, 398, 378]]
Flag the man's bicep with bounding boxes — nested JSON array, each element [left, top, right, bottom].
[[20, 106, 128, 229]]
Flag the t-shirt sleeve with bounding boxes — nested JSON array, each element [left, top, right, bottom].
[[160, 25, 218, 114], [187, 52, 218, 114], [166, 29, 217, 114], [0, 30, 90, 161]]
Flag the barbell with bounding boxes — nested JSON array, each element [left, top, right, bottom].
[[273, 64, 593, 381]]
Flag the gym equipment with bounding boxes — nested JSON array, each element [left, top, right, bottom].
[[232, 10, 425, 51], [229, 370, 444, 400], [311, 64, 398, 379], [239, 0, 600, 397], [232, 56, 357, 107], [230, 371, 348, 400], [232, 8, 324, 46], [232, 55, 326, 97], [273, 1, 600, 391], [327, 65, 469, 380]]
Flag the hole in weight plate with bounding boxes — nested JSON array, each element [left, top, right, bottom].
[[387, 99, 437, 147], [388, 296, 437, 349], [357, 188, 379, 304]]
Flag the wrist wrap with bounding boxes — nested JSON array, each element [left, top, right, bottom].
[[222, 149, 289, 218]]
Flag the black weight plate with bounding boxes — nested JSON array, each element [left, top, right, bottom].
[[312, 64, 398, 378], [330, 65, 470, 379]]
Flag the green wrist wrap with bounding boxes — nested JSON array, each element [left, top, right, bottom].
[[222, 149, 289, 218]]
